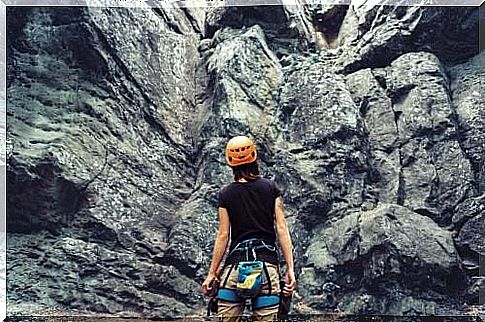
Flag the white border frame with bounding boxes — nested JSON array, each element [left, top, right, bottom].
[[1, 0, 6, 320], [0, 0, 483, 320], [1, 0, 484, 7]]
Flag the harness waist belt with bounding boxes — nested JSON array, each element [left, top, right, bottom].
[[217, 288, 242, 303], [252, 294, 280, 309], [217, 288, 280, 309], [229, 238, 277, 257]]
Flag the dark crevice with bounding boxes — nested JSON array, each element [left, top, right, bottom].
[[151, 254, 197, 279], [73, 214, 120, 250], [181, 7, 201, 34], [358, 97, 370, 118], [204, 6, 290, 40], [7, 154, 88, 235], [444, 68, 481, 195], [388, 85, 416, 107], [348, 90, 378, 208], [312, 6, 349, 50], [454, 240, 480, 276], [150, 6, 183, 35], [374, 74, 388, 90], [190, 52, 220, 189], [386, 84, 408, 206], [395, 166, 405, 206]]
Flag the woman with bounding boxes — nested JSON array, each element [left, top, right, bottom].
[[202, 135, 296, 321]]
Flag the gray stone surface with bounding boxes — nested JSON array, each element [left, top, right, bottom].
[[448, 51, 485, 193], [336, 5, 480, 73], [5, 2, 483, 318], [301, 204, 465, 315]]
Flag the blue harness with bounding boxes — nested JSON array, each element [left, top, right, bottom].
[[218, 288, 280, 309], [216, 239, 280, 310]]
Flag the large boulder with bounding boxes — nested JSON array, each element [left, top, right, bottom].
[[203, 25, 282, 138], [300, 204, 466, 315], [337, 5, 479, 73]]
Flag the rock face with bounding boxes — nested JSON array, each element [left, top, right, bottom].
[[7, 6, 203, 318], [301, 204, 464, 315], [6, 1, 483, 318]]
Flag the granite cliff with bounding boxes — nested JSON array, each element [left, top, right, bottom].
[[6, 2, 483, 318]]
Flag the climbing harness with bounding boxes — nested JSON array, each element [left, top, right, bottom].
[[228, 238, 277, 257], [215, 238, 281, 311]]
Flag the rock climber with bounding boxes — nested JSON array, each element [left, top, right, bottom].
[[202, 135, 296, 321]]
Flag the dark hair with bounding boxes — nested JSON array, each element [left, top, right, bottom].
[[232, 161, 260, 182]]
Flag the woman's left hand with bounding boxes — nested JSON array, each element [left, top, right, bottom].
[[202, 273, 219, 297]]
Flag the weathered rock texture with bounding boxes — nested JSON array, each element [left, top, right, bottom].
[[6, 1, 483, 318]]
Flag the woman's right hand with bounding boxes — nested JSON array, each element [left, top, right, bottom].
[[283, 269, 296, 297], [202, 273, 219, 297]]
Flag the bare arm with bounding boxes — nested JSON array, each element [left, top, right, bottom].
[[208, 207, 230, 274], [275, 196, 296, 296], [275, 196, 294, 271], [202, 207, 230, 295]]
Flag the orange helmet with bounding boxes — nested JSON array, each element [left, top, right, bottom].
[[225, 136, 257, 167]]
